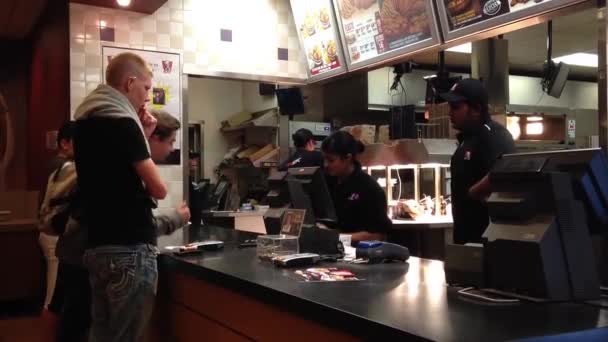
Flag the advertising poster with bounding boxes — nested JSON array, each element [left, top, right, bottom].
[[102, 46, 182, 164], [335, 0, 433, 64], [294, 268, 362, 282], [291, 0, 343, 76]]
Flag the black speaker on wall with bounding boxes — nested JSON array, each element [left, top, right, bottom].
[[390, 105, 416, 140]]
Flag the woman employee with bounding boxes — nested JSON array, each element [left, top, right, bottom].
[[279, 128, 323, 171], [321, 131, 391, 244]]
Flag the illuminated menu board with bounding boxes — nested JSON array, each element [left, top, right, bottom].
[[290, 0, 347, 82], [436, 0, 588, 42], [332, 0, 441, 71]]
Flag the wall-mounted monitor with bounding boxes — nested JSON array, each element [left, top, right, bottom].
[[331, 0, 442, 72]]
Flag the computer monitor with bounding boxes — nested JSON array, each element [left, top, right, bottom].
[[286, 167, 337, 225], [483, 148, 605, 301]]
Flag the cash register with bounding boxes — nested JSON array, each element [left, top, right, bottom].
[[448, 148, 607, 301]]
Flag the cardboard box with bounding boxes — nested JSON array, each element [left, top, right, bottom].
[[341, 125, 376, 145], [0, 191, 39, 220], [248, 144, 275, 162]]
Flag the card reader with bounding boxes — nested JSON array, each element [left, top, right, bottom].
[[356, 241, 409, 263]]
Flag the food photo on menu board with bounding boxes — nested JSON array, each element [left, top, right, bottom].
[[337, 0, 432, 64], [444, 0, 510, 30], [292, 0, 342, 76]]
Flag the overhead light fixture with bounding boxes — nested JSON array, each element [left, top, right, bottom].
[[446, 43, 471, 54], [98, 20, 107, 28], [116, 0, 131, 7], [553, 53, 597, 68], [526, 116, 543, 122]]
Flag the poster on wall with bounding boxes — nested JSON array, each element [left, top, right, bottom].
[[437, 0, 586, 41], [102, 46, 182, 165], [290, 0, 347, 81], [332, 0, 440, 70]]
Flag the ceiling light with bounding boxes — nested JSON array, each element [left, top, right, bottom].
[[98, 20, 106, 28], [116, 0, 131, 7], [553, 53, 597, 68], [526, 116, 543, 122], [446, 43, 471, 54]]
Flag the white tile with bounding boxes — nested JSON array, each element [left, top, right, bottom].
[[83, 11, 98, 26], [129, 31, 143, 45], [195, 52, 209, 65], [170, 9, 183, 22], [168, 0, 182, 10], [71, 52, 85, 67], [71, 66, 85, 81], [183, 0, 195, 11], [155, 6, 170, 21], [71, 37, 85, 53], [71, 81, 86, 98], [142, 17, 156, 33], [182, 10, 196, 26], [71, 22, 85, 39], [183, 37, 195, 52], [114, 15, 130, 30], [85, 67, 102, 83], [157, 34, 171, 48], [84, 39, 100, 54], [170, 22, 183, 36], [86, 82, 100, 94]]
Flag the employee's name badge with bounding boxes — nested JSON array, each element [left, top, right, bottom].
[[464, 151, 472, 161]]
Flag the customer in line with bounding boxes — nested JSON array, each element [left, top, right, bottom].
[[38, 121, 75, 311], [51, 108, 188, 342], [73, 52, 168, 342], [322, 131, 392, 245]]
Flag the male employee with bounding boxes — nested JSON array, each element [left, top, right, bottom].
[[279, 128, 323, 171], [441, 79, 515, 244]]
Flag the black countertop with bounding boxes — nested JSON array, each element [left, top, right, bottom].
[[160, 225, 608, 341]]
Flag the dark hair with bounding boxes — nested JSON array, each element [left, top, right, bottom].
[[150, 109, 181, 140], [292, 128, 314, 149], [321, 131, 365, 159], [57, 121, 75, 146]]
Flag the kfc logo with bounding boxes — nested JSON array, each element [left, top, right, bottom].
[[162, 60, 173, 73]]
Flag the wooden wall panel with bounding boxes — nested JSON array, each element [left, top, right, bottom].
[[28, 0, 70, 191]]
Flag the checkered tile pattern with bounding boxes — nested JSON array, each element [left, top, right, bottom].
[[69, 0, 308, 208]]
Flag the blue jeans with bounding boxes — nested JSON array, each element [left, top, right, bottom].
[[84, 244, 158, 342]]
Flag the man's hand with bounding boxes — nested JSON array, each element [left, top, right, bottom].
[[177, 202, 191, 224], [138, 106, 157, 138]]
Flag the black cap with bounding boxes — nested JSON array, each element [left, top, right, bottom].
[[440, 78, 488, 107]]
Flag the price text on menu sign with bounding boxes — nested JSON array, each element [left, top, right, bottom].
[[291, 0, 342, 76], [336, 0, 432, 64]]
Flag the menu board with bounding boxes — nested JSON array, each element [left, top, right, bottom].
[[332, 0, 440, 69], [444, 0, 510, 30], [290, 0, 346, 81], [437, 0, 586, 41]]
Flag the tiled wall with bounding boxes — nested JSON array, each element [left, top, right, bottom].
[[69, 0, 308, 209]]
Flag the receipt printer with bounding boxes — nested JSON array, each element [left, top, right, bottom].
[[356, 241, 410, 263]]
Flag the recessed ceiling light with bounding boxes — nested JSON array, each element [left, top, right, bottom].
[[446, 43, 472, 54], [553, 53, 597, 68], [116, 0, 131, 7]]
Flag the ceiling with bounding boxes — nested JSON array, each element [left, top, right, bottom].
[[0, 0, 47, 39], [69, 0, 167, 14], [413, 8, 598, 81]]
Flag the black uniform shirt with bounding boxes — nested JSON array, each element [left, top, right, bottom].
[[326, 165, 392, 235], [450, 120, 515, 244], [279, 149, 324, 171]]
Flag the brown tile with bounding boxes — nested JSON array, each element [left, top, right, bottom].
[[157, 21, 170, 34], [143, 32, 157, 46], [170, 35, 183, 49]]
